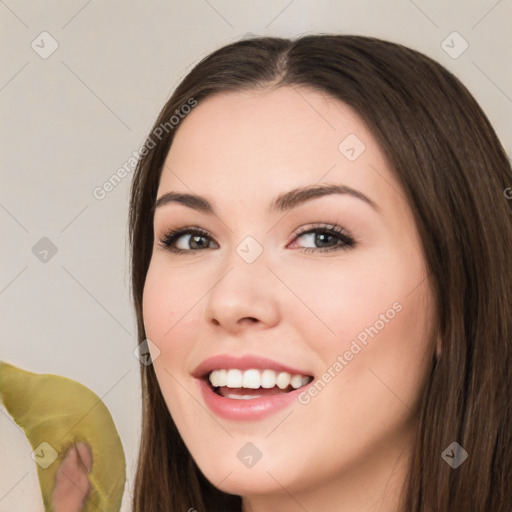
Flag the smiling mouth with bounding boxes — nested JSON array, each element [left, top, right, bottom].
[[206, 368, 314, 400]]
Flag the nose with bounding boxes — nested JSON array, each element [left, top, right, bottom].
[[203, 246, 280, 334]]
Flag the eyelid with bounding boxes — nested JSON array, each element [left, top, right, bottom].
[[157, 226, 215, 250], [289, 223, 357, 251], [157, 222, 358, 255]]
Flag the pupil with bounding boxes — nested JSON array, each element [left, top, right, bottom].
[[191, 235, 208, 249], [316, 233, 334, 247], [189, 233, 337, 250]]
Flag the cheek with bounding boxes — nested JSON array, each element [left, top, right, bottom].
[[279, 244, 435, 411], [306, 256, 435, 426], [141, 262, 199, 410], [141, 258, 211, 407], [142, 259, 198, 342], [142, 278, 172, 350], [278, 249, 416, 354]]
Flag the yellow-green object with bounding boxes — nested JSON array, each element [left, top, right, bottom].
[[0, 361, 126, 512]]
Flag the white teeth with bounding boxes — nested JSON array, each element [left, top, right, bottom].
[[225, 393, 263, 400], [209, 371, 218, 387], [276, 372, 291, 389], [242, 369, 261, 389], [217, 369, 227, 387], [290, 374, 305, 389], [208, 368, 311, 390], [261, 369, 276, 388], [225, 369, 243, 388]]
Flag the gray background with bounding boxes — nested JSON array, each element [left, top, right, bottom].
[[0, 1, 510, 510]]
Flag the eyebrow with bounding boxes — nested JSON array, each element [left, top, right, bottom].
[[154, 183, 380, 215]]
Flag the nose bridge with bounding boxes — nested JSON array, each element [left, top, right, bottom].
[[234, 234, 266, 266], [217, 232, 270, 300], [203, 232, 279, 328]]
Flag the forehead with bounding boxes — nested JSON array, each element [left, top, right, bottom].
[[158, 86, 406, 219], [164, 86, 368, 168]]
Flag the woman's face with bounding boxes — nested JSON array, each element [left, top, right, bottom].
[[142, 86, 439, 503]]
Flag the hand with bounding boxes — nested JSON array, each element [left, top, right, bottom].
[[51, 442, 93, 512]]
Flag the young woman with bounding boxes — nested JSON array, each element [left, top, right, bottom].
[[128, 35, 512, 511]]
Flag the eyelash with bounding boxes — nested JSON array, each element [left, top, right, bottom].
[[157, 223, 357, 255]]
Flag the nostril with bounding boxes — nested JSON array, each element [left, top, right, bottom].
[[239, 317, 258, 325]]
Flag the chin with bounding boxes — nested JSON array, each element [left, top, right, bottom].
[[204, 468, 283, 496], [191, 442, 307, 497]]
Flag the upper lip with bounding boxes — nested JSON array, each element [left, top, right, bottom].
[[192, 354, 313, 379]]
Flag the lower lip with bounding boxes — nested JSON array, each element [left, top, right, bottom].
[[195, 378, 308, 421]]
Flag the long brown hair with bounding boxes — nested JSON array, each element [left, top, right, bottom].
[[128, 35, 512, 511]]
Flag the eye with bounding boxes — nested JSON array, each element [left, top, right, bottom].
[[290, 223, 357, 253], [157, 223, 357, 255], [158, 227, 217, 255]]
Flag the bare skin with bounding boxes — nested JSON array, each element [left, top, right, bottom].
[[51, 442, 92, 512], [143, 86, 440, 511]]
